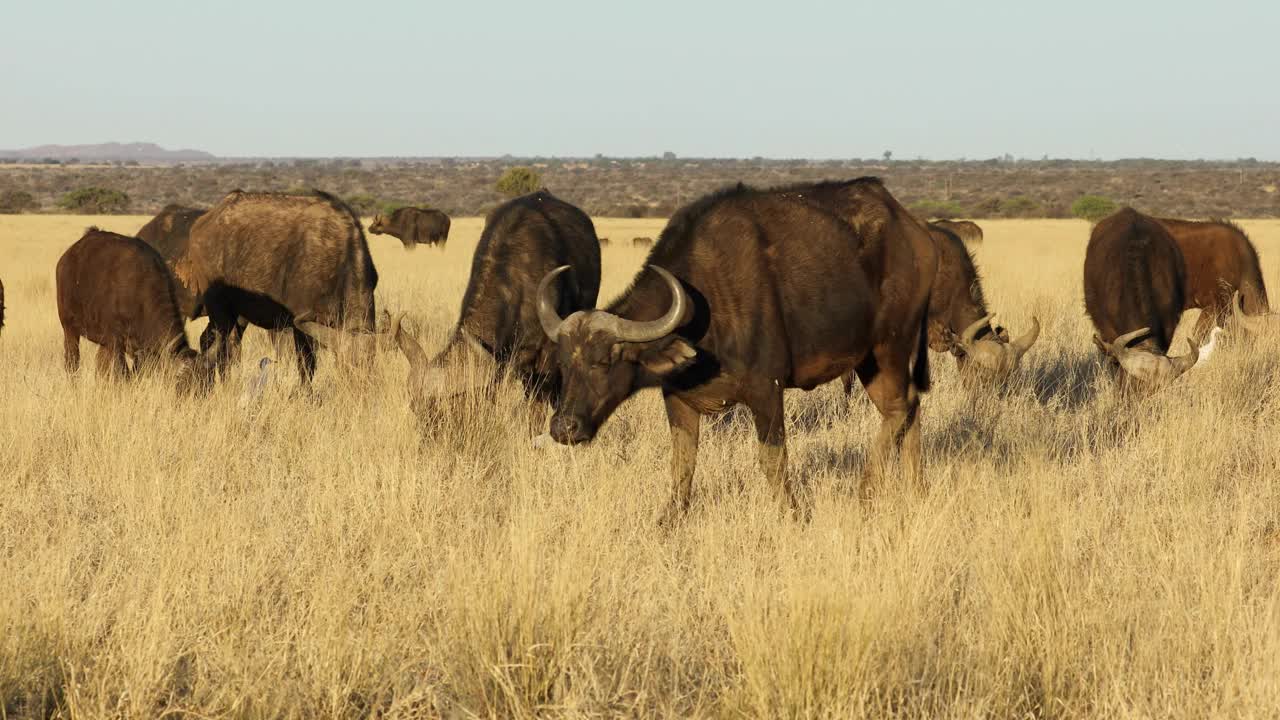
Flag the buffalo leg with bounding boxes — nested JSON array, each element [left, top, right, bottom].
[[654, 393, 701, 526], [856, 354, 924, 498], [95, 345, 126, 379], [747, 382, 802, 517], [292, 328, 318, 384], [202, 298, 239, 376], [63, 329, 80, 373]]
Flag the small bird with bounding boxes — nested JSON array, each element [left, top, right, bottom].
[[1193, 326, 1224, 368], [238, 357, 275, 409]]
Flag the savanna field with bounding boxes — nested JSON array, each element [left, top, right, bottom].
[[3, 215, 1280, 718]]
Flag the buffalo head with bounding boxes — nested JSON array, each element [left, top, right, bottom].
[[950, 314, 1040, 378], [169, 332, 218, 395], [293, 314, 390, 368], [538, 265, 696, 445], [1094, 327, 1198, 389], [389, 313, 493, 423]]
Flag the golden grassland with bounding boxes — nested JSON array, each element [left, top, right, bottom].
[[2, 214, 1280, 719]]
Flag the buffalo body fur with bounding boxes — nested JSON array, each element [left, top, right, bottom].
[[180, 190, 378, 381], [394, 190, 601, 424], [56, 228, 211, 389]]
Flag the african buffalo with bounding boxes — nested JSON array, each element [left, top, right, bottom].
[[369, 207, 451, 249], [56, 228, 215, 392], [1084, 208, 1198, 389], [179, 190, 380, 382], [136, 204, 265, 362], [538, 179, 936, 523], [391, 190, 600, 430], [1156, 216, 1279, 337], [931, 219, 983, 245], [923, 222, 1038, 374]]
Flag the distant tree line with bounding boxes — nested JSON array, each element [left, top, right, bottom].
[[1, 158, 1276, 219]]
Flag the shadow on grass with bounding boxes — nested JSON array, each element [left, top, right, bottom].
[[1028, 353, 1106, 410]]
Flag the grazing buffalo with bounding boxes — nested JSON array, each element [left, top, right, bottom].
[[931, 219, 983, 245], [923, 222, 1038, 375], [136, 204, 207, 319], [538, 179, 935, 523], [633, 236, 653, 247], [369, 207, 451, 249], [136, 204, 266, 363], [179, 190, 380, 382], [392, 190, 600, 429], [1156, 216, 1279, 337], [56, 228, 215, 391], [1084, 208, 1198, 389]]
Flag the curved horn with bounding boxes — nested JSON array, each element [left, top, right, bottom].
[[294, 318, 344, 348], [1011, 316, 1041, 359], [599, 266, 691, 343], [392, 313, 429, 372], [1231, 290, 1271, 334], [1109, 327, 1152, 356], [537, 265, 571, 341], [959, 314, 994, 346], [1168, 339, 1199, 378]]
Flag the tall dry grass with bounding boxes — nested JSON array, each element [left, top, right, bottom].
[[1, 215, 1279, 719]]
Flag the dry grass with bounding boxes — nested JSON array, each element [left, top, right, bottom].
[[2, 215, 1280, 719]]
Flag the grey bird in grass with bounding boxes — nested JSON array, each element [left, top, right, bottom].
[[238, 357, 275, 409]]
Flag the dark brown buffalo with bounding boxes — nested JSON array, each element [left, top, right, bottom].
[[369, 207, 451, 249], [136, 204, 207, 319], [923, 222, 1038, 374], [1084, 208, 1198, 389], [632, 236, 653, 247], [538, 179, 936, 523], [392, 190, 600, 428], [1155, 216, 1279, 338], [932, 219, 983, 245], [56, 228, 214, 391], [179, 190, 380, 382]]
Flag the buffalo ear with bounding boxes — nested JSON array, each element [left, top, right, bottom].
[[625, 337, 698, 376]]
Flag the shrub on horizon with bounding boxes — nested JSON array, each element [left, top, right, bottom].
[[1071, 195, 1119, 223], [57, 187, 130, 214], [495, 166, 542, 197]]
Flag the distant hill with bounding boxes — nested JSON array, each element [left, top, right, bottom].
[[0, 142, 215, 163]]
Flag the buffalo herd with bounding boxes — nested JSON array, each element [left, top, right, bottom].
[[10, 179, 1276, 521]]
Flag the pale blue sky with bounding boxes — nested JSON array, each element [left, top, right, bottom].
[[3, 0, 1276, 159]]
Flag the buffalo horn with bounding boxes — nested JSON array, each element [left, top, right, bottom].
[[1011, 316, 1041, 359], [537, 266, 571, 341], [1231, 290, 1274, 334], [959, 314, 994, 346], [600, 266, 691, 343]]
